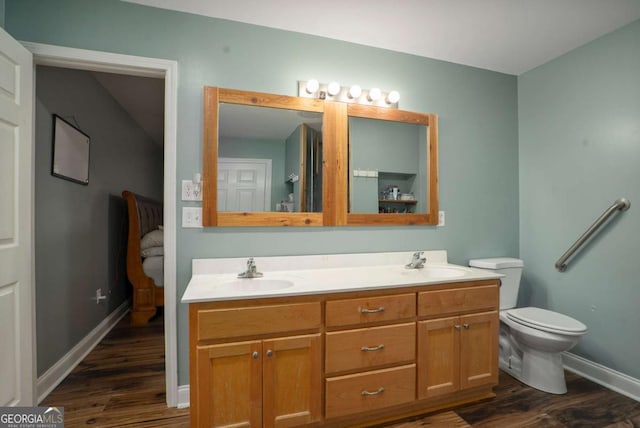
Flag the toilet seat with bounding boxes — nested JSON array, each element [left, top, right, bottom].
[[506, 307, 587, 336]]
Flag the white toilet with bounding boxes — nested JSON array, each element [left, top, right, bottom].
[[468, 257, 587, 394]]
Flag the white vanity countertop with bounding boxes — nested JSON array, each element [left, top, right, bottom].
[[181, 250, 503, 303]]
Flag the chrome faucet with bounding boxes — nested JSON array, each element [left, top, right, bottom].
[[237, 257, 263, 278], [405, 251, 426, 269]]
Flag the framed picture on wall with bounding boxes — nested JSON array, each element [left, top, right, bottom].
[[51, 114, 90, 185]]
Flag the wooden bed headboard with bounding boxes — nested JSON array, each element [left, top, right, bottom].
[[122, 190, 164, 325]]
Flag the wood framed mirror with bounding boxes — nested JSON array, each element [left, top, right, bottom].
[[202, 87, 343, 226], [344, 104, 438, 226], [202, 87, 437, 227]]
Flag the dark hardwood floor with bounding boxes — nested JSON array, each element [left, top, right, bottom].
[[42, 312, 190, 427], [43, 312, 640, 427], [455, 371, 640, 428]]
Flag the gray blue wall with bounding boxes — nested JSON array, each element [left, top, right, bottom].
[[6, 0, 519, 385], [518, 20, 640, 379], [34, 66, 163, 375]]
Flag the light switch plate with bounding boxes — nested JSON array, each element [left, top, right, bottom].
[[438, 211, 445, 227], [182, 207, 203, 228], [182, 180, 202, 201]]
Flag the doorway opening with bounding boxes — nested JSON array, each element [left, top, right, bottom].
[[26, 42, 178, 407]]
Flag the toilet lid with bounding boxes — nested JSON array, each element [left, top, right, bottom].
[[506, 307, 587, 336]]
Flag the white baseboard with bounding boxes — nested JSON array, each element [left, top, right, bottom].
[[37, 300, 131, 404], [564, 351, 640, 402], [177, 385, 190, 408]]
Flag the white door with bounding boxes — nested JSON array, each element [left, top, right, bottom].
[[0, 29, 35, 406], [218, 158, 272, 211]]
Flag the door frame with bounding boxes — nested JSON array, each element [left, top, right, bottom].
[[22, 42, 179, 407]]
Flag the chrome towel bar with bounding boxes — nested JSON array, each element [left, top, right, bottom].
[[555, 198, 630, 272]]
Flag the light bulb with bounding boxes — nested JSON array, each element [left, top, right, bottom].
[[368, 87, 381, 102], [348, 85, 362, 99], [305, 79, 319, 94], [386, 90, 400, 104], [327, 81, 341, 96]]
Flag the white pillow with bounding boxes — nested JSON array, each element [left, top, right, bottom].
[[141, 229, 163, 251], [141, 246, 164, 258]]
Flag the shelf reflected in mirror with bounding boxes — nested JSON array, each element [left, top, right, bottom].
[[349, 117, 428, 214]]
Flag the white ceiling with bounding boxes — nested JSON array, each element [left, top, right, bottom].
[[102, 1, 640, 144], [124, 0, 640, 75]]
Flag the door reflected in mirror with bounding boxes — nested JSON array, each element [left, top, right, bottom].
[[218, 103, 323, 213], [349, 117, 428, 214]]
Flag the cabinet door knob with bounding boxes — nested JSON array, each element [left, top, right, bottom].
[[361, 344, 385, 352], [360, 307, 385, 314], [266, 349, 273, 357], [252, 351, 259, 360], [463, 323, 470, 329], [361, 387, 385, 396], [454, 325, 461, 331]]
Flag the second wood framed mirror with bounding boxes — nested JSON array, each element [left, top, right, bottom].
[[344, 104, 438, 226]]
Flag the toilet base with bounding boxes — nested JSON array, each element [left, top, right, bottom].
[[499, 348, 567, 394]]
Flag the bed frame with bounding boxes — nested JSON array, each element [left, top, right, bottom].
[[122, 190, 164, 325]]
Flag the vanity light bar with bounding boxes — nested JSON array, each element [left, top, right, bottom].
[[298, 80, 400, 109]]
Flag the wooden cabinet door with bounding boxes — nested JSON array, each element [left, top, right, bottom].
[[460, 311, 499, 390], [263, 334, 322, 428], [417, 317, 460, 399], [196, 340, 262, 428]]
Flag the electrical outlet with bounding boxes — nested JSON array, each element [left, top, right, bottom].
[[95, 288, 107, 304], [182, 180, 202, 201], [182, 207, 203, 228], [438, 210, 445, 227]]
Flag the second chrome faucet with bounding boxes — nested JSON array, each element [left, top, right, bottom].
[[405, 251, 426, 269]]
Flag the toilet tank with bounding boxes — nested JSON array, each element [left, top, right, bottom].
[[469, 258, 524, 310]]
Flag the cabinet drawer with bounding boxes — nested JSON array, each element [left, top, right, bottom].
[[325, 364, 415, 419], [197, 302, 321, 341], [418, 285, 498, 317], [326, 293, 415, 327], [326, 323, 415, 374]]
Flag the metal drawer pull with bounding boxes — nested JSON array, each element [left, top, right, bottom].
[[360, 307, 385, 314], [266, 349, 273, 357], [361, 344, 385, 352], [252, 351, 259, 360], [361, 387, 385, 396], [454, 325, 461, 331], [463, 323, 470, 329]]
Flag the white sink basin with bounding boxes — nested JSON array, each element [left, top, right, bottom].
[[217, 278, 295, 292]]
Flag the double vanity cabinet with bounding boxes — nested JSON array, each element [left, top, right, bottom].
[[188, 278, 499, 427]]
